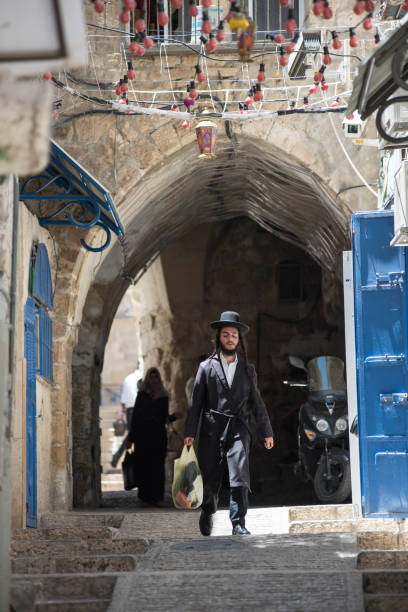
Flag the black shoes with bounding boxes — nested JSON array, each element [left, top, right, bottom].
[[232, 523, 251, 535], [199, 511, 213, 536]]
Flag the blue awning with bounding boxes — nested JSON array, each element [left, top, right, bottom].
[[20, 140, 124, 252]]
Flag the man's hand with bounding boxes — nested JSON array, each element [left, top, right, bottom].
[[184, 437, 194, 447], [264, 437, 274, 450]]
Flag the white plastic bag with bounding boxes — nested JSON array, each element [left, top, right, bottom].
[[172, 445, 203, 510]]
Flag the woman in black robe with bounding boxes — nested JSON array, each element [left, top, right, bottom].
[[128, 367, 179, 505]]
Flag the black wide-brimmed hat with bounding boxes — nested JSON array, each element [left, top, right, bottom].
[[210, 311, 250, 335]]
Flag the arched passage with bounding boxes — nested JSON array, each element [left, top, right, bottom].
[[71, 137, 349, 507]]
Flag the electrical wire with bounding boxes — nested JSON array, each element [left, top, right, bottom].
[[326, 100, 378, 199], [86, 22, 363, 62]]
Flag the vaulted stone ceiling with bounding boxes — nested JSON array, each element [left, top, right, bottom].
[[110, 136, 349, 288]]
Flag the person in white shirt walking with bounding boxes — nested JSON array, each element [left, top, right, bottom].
[[111, 366, 143, 468]]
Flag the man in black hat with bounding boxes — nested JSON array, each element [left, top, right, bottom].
[[184, 311, 274, 536]]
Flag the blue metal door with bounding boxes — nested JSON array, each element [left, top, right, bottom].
[[24, 297, 37, 527], [353, 210, 408, 517]]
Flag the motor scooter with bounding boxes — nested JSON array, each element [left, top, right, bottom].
[[284, 355, 351, 504]]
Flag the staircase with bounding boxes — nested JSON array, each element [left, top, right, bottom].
[[10, 513, 149, 611], [10, 504, 408, 611], [288, 504, 408, 611]]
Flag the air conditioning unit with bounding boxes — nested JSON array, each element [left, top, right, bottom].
[[288, 31, 321, 79], [342, 111, 366, 139], [391, 160, 408, 246], [379, 89, 408, 149]]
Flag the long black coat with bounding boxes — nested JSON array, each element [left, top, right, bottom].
[[184, 355, 273, 490], [128, 391, 174, 502]]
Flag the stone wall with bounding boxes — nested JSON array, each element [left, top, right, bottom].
[[0, 176, 14, 610], [10, 205, 57, 527]]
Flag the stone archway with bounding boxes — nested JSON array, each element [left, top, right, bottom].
[[70, 136, 350, 507]]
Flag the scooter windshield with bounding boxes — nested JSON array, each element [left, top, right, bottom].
[[307, 356, 346, 392]]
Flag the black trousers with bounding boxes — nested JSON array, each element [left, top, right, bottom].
[[202, 484, 249, 526]]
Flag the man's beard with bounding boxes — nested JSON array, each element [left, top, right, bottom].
[[220, 341, 237, 356]]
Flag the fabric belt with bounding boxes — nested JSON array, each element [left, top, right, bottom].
[[208, 408, 244, 464]]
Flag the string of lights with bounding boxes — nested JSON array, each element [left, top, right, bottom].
[[45, 3, 404, 126]]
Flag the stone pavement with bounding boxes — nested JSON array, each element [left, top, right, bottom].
[[108, 506, 363, 612]]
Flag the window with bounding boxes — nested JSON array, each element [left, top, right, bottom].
[[276, 260, 303, 302], [132, 1, 220, 43], [128, 2, 304, 45], [29, 243, 54, 383], [252, 0, 304, 39]]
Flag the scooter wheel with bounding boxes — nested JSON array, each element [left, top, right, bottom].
[[313, 457, 351, 504]]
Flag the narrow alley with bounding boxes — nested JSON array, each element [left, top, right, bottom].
[[4, 2, 408, 612]]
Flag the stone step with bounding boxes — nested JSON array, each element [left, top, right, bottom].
[[358, 551, 408, 570], [39, 513, 124, 529], [12, 554, 138, 574], [12, 574, 117, 601], [357, 532, 408, 551], [101, 481, 124, 493], [13, 527, 116, 541], [363, 570, 408, 594], [35, 599, 110, 611], [11, 537, 149, 558], [100, 473, 124, 492], [288, 504, 353, 522], [289, 518, 398, 536], [364, 594, 408, 612]]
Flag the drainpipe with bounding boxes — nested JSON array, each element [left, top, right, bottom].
[[0, 174, 18, 612], [9, 176, 19, 429]]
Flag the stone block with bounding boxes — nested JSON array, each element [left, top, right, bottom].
[[357, 532, 400, 550], [357, 519, 399, 534], [363, 571, 408, 594], [51, 444, 67, 469], [12, 526, 114, 540], [135, 137, 164, 171], [12, 554, 136, 574], [53, 122, 75, 143], [32, 574, 117, 600], [358, 551, 397, 570], [9, 580, 38, 612], [11, 536, 148, 557], [51, 414, 68, 445], [364, 595, 408, 612], [290, 518, 399, 536], [289, 504, 353, 521], [150, 121, 181, 156], [396, 532, 408, 549], [289, 519, 357, 534], [395, 552, 408, 569], [36, 601, 110, 612]]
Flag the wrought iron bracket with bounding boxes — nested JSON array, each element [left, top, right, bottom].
[[20, 141, 124, 253]]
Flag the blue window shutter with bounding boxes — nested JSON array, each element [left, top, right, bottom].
[[33, 244, 53, 310], [24, 296, 37, 527], [39, 307, 53, 383]]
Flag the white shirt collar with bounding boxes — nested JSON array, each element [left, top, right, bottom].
[[220, 352, 238, 387], [220, 352, 238, 366]]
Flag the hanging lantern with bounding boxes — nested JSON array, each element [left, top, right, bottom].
[[195, 111, 217, 158], [228, 8, 255, 62], [237, 17, 256, 62]]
